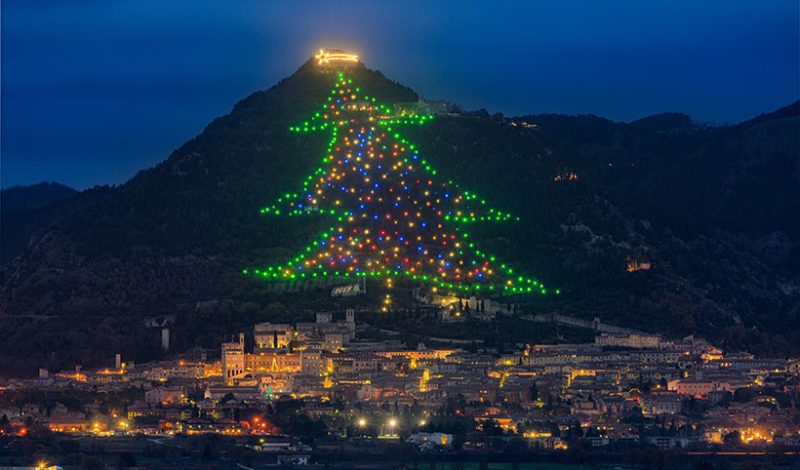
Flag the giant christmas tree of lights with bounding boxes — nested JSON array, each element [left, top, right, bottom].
[[245, 72, 556, 295]]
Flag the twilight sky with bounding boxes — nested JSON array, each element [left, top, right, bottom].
[[2, 0, 798, 190]]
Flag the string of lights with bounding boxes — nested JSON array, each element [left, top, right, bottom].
[[245, 73, 556, 295]]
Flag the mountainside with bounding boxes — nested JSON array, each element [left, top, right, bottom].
[[1, 181, 78, 215], [1, 59, 798, 376], [1, 182, 81, 264]]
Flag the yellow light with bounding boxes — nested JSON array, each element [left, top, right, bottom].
[[359, 418, 366, 427], [315, 49, 359, 65], [389, 419, 397, 427]]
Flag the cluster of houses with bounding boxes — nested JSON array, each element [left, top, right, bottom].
[[1, 311, 798, 452]]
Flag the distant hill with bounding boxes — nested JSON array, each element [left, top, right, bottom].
[[521, 105, 800, 240], [1, 182, 82, 264], [628, 112, 694, 133], [0, 58, 798, 376], [738, 100, 799, 129], [1, 181, 77, 215]]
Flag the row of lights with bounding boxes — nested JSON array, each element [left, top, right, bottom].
[[248, 72, 556, 295], [357, 418, 426, 427]]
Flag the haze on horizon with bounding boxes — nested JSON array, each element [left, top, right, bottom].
[[2, 0, 798, 190]]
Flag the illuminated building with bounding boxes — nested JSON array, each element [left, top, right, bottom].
[[553, 171, 578, 182], [408, 432, 452, 447], [376, 349, 455, 361], [204, 385, 261, 401], [640, 392, 682, 415], [182, 418, 247, 435], [222, 333, 246, 383], [667, 378, 746, 397], [295, 311, 355, 342], [300, 351, 325, 375], [146, 361, 206, 380], [145, 386, 187, 405], [245, 352, 302, 373], [395, 96, 458, 115], [626, 255, 652, 272], [254, 312, 355, 352], [47, 415, 91, 433], [254, 323, 294, 350], [595, 333, 660, 349]]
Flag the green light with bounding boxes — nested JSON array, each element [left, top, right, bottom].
[[246, 72, 556, 298]]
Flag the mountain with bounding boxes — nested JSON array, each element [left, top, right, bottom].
[[1, 182, 77, 215], [1, 58, 798, 376], [738, 100, 799, 128], [521, 106, 800, 242], [1, 182, 81, 264]]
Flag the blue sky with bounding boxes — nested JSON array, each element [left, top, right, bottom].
[[2, 0, 798, 189]]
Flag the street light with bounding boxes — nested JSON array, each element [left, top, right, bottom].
[[358, 418, 366, 427], [389, 419, 397, 427]]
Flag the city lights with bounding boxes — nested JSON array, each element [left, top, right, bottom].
[[4, 13, 795, 464]]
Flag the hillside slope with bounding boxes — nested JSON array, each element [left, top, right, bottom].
[[1, 59, 798, 375], [1, 182, 81, 263], [1, 181, 78, 215]]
